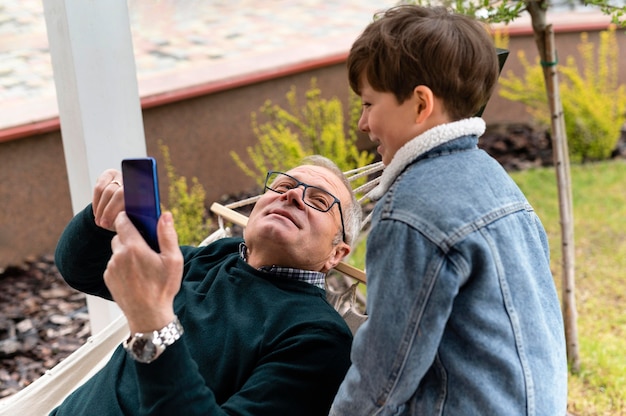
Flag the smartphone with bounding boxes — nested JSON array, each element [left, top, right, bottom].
[[121, 157, 161, 252]]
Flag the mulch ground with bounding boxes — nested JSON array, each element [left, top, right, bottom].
[[0, 255, 90, 399]]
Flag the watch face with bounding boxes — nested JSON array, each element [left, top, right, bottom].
[[124, 317, 182, 363], [132, 336, 158, 362]]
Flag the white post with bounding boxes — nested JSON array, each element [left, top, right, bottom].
[[43, 0, 147, 334]]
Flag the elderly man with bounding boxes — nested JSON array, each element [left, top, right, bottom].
[[51, 155, 361, 415]]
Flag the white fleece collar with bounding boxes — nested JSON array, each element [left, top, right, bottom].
[[368, 117, 486, 200]]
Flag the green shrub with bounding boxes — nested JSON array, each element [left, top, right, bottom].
[[230, 78, 375, 188], [160, 143, 212, 246], [499, 26, 626, 163]]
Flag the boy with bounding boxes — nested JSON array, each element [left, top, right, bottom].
[[330, 5, 567, 415]]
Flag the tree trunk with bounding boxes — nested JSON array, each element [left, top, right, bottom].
[[526, 1, 580, 372]]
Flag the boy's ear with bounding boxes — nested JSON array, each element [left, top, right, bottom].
[[413, 85, 435, 123]]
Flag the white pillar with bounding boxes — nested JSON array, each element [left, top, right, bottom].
[[43, 0, 147, 334]]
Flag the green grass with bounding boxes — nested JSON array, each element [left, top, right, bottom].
[[512, 160, 626, 416], [347, 160, 626, 415]]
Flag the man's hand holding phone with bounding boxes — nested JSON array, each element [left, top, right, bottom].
[[90, 158, 184, 334], [106, 209, 183, 334]]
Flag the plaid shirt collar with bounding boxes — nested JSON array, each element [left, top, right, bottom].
[[239, 243, 325, 290]]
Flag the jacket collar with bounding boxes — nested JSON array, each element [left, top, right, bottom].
[[368, 117, 486, 200]]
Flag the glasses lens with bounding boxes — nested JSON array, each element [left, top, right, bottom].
[[266, 172, 294, 193], [266, 172, 336, 212], [303, 187, 335, 212]]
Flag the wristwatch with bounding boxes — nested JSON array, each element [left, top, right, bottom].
[[123, 316, 184, 364]]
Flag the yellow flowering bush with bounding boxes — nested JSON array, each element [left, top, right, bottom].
[[231, 78, 374, 188], [499, 26, 626, 162]]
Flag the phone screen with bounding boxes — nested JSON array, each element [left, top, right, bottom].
[[121, 157, 161, 252]]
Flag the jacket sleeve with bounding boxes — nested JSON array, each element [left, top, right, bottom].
[[331, 218, 461, 415], [54, 204, 116, 300]]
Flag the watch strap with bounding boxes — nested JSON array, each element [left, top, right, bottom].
[[155, 316, 184, 347]]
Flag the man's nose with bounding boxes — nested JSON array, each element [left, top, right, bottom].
[[282, 186, 306, 208]]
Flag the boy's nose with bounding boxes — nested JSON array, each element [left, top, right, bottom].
[[358, 113, 369, 132]]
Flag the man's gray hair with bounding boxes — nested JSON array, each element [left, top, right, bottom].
[[300, 155, 362, 247]]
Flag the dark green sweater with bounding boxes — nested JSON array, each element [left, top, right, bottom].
[[51, 206, 352, 415]]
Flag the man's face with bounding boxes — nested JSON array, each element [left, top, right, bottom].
[[244, 165, 350, 272]]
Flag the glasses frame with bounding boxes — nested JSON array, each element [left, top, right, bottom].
[[264, 170, 346, 243]]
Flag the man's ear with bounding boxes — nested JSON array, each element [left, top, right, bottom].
[[413, 85, 435, 124], [322, 243, 351, 273]]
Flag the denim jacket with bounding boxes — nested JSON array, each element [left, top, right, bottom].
[[331, 118, 567, 415]]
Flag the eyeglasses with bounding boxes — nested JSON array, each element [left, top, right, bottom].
[[264, 171, 346, 243]]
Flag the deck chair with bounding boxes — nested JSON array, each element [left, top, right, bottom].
[[0, 161, 383, 416]]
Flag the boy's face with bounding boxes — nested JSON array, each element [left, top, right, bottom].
[[357, 77, 423, 165]]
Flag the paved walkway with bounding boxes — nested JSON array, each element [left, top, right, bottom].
[[0, 0, 395, 110]]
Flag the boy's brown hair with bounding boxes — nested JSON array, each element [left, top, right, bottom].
[[348, 5, 498, 120]]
